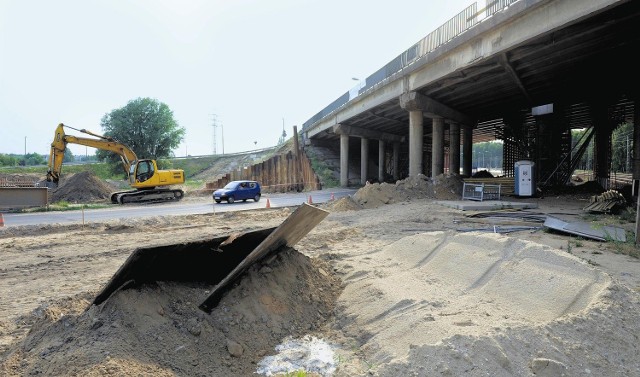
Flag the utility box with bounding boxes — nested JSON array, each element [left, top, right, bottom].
[[514, 161, 535, 196]]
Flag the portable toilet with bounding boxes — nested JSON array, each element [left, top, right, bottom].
[[514, 161, 535, 196]]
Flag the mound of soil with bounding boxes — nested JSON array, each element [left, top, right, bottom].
[[334, 173, 463, 210], [472, 170, 495, 178], [49, 171, 116, 203], [0, 248, 341, 376]]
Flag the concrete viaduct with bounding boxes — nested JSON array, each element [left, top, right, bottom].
[[301, 0, 639, 189]]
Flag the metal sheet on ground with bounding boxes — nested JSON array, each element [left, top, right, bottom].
[[92, 227, 276, 306], [543, 216, 626, 242], [199, 203, 329, 312]]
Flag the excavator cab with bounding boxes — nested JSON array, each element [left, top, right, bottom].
[[127, 159, 185, 190], [131, 160, 154, 183]]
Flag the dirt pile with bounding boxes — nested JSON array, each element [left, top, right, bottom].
[[0, 248, 341, 376], [49, 171, 116, 203], [327, 173, 463, 210]]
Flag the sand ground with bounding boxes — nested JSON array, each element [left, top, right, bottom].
[[1, 180, 640, 376]]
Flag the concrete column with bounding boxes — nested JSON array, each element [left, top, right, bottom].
[[462, 125, 473, 177], [593, 105, 611, 188], [378, 140, 385, 182], [340, 133, 349, 187], [432, 117, 445, 178], [423, 148, 431, 177], [633, 96, 640, 195], [449, 122, 460, 175], [360, 138, 369, 185], [393, 142, 400, 180], [409, 110, 424, 176]]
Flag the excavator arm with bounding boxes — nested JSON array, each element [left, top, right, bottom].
[[46, 123, 138, 185]]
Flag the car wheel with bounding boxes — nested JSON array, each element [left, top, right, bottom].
[[254, 194, 261, 202], [215, 199, 221, 203], [227, 196, 235, 204]]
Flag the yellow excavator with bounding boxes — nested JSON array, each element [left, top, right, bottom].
[[46, 123, 185, 204]]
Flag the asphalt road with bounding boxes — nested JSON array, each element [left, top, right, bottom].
[[1, 188, 357, 227]]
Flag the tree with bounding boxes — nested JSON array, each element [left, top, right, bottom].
[[63, 149, 75, 163], [97, 97, 185, 173], [0, 154, 19, 167], [21, 153, 46, 166], [611, 122, 632, 173], [472, 141, 503, 171]]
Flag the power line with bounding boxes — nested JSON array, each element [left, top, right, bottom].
[[210, 114, 218, 155]]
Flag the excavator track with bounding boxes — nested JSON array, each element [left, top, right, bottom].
[[110, 189, 184, 204]]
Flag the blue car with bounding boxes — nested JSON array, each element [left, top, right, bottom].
[[213, 180, 261, 204]]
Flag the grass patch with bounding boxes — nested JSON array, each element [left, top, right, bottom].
[[617, 207, 636, 223], [0, 166, 45, 174], [305, 151, 339, 188], [0, 163, 122, 180], [183, 178, 206, 190], [160, 157, 221, 177]]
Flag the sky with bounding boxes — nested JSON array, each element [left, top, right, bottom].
[[0, 0, 475, 158]]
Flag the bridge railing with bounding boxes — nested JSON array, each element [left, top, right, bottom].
[[302, 0, 521, 131]]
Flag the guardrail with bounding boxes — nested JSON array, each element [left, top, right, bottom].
[[302, 0, 521, 131]]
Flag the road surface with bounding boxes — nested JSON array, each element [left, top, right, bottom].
[[1, 188, 357, 227]]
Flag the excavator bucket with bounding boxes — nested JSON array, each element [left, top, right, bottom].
[[92, 203, 329, 312]]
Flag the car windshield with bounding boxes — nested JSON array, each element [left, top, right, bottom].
[[223, 182, 239, 189]]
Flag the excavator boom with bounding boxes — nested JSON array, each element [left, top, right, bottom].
[[47, 124, 137, 184]]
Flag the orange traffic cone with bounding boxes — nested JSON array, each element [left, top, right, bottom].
[[265, 198, 271, 208], [330, 193, 335, 201], [308, 195, 313, 204], [0, 213, 4, 227]]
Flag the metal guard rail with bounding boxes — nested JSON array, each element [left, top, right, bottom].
[[302, 0, 520, 130]]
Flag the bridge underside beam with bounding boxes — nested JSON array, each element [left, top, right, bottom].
[[400, 92, 474, 125], [332, 124, 405, 143]]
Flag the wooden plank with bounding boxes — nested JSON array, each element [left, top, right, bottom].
[[199, 203, 329, 312]]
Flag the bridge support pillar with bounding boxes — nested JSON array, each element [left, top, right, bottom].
[[409, 110, 424, 176], [593, 104, 613, 189], [449, 122, 460, 175], [423, 147, 431, 177], [432, 117, 445, 178], [462, 125, 473, 177], [401, 91, 472, 178], [361, 138, 369, 185], [340, 133, 350, 187], [633, 95, 640, 195], [378, 140, 385, 182], [393, 142, 400, 180]]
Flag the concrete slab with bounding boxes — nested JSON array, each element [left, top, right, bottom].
[[435, 200, 538, 211]]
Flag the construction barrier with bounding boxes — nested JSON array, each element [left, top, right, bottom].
[[0, 187, 49, 210], [0, 213, 4, 227]]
